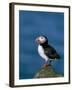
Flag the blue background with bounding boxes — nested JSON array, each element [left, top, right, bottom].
[[19, 10, 64, 79]]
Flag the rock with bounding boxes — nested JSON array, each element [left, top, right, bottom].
[[34, 65, 63, 78]]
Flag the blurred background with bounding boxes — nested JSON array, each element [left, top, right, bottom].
[[19, 10, 64, 79]]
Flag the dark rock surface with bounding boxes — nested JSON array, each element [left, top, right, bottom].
[[34, 65, 63, 78]]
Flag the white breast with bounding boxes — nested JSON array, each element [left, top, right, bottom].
[[38, 45, 48, 62]]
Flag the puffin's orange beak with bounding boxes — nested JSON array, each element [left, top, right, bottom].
[[35, 37, 40, 44]]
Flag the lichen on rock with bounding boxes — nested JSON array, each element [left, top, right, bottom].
[[34, 65, 63, 78]]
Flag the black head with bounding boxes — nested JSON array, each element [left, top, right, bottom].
[[35, 35, 48, 45]]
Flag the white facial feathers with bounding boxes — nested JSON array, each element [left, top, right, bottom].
[[36, 36, 46, 44]]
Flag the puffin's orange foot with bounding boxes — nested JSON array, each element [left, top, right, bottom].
[[43, 64, 50, 68]]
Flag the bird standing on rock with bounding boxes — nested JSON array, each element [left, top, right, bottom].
[[35, 35, 60, 67]]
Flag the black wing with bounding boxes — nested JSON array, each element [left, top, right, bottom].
[[44, 45, 60, 59]]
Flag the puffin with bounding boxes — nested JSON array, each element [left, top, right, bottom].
[[35, 35, 60, 67]]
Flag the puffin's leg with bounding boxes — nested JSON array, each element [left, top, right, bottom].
[[43, 61, 49, 67]]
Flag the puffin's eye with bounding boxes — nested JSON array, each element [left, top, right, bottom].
[[41, 37, 43, 39]]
